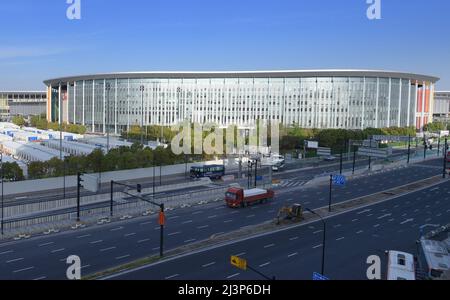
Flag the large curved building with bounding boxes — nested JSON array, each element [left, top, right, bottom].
[[44, 70, 439, 134]]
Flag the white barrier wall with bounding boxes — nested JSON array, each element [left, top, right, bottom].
[[3, 159, 239, 196]]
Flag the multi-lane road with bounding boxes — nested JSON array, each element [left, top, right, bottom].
[[109, 181, 450, 280], [0, 157, 446, 280]]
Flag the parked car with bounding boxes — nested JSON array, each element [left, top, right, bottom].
[[323, 155, 337, 161]]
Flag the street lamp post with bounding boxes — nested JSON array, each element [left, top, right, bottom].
[[140, 85, 145, 146], [305, 208, 326, 276], [443, 138, 448, 179], [407, 135, 411, 164]]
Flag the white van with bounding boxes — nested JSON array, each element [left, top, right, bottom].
[[386, 251, 416, 280]]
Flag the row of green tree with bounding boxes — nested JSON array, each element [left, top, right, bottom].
[[30, 115, 87, 134], [280, 126, 418, 152], [27, 144, 187, 180], [1, 162, 25, 181], [11, 115, 87, 135]]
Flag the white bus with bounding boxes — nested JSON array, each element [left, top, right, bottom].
[[386, 251, 416, 280]]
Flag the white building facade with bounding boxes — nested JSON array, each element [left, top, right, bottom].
[[44, 70, 439, 133]]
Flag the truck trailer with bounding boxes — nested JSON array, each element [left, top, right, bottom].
[[225, 187, 274, 208]]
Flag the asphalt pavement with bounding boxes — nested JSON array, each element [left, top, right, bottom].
[[0, 157, 444, 280]]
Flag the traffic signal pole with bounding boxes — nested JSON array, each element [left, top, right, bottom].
[[329, 175, 333, 212], [444, 138, 448, 179], [77, 172, 81, 222]]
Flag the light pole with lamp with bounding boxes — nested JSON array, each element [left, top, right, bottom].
[[305, 207, 327, 277]]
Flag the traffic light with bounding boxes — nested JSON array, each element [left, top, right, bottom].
[[137, 184, 142, 193]]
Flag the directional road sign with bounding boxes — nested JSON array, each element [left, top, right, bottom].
[[332, 174, 346, 186]]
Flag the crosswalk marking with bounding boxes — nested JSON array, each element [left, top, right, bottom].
[[278, 180, 306, 188]]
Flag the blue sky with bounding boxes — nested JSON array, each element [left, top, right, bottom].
[[0, 0, 449, 90]]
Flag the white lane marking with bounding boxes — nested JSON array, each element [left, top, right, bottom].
[[224, 220, 233, 223], [234, 252, 246, 257], [377, 214, 392, 220], [246, 215, 256, 218], [0, 250, 13, 255], [192, 211, 203, 215], [357, 209, 372, 215], [77, 234, 91, 239], [202, 262, 216, 268], [373, 224, 380, 228], [111, 227, 124, 232], [400, 218, 414, 225], [81, 265, 91, 269], [33, 276, 47, 281], [334, 224, 342, 228], [207, 215, 218, 219], [168, 232, 181, 236], [138, 239, 150, 244], [313, 230, 323, 234], [356, 230, 364, 234], [51, 248, 65, 254], [352, 219, 359, 222], [197, 225, 209, 229], [288, 252, 298, 258], [116, 255, 131, 260], [289, 237, 299, 241], [336, 237, 345, 241], [259, 262, 271, 268], [168, 216, 179, 220], [39, 242, 54, 247], [124, 233, 136, 237], [313, 244, 323, 249], [227, 273, 240, 279], [388, 218, 395, 222], [140, 222, 153, 226], [425, 218, 432, 222], [182, 220, 193, 225], [184, 239, 197, 243], [13, 266, 34, 273], [165, 274, 180, 280], [264, 244, 275, 249], [6, 258, 24, 263], [100, 247, 116, 252], [90, 240, 103, 245]]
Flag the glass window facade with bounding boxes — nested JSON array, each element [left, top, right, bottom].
[[45, 71, 438, 133]]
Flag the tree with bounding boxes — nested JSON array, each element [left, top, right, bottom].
[[2, 162, 25, 181], [12, 116, 26, 127]]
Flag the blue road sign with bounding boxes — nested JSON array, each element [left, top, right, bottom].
[[313, 272, 329, 281], [332, 175, 346, 186]]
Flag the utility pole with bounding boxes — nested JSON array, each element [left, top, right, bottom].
[[407, 135, 411, 164], [368, 137, 373, 171], [444, 138, 448, 179], [77, 172, 82, 222]]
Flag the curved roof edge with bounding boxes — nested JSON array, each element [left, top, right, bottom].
[[44, 69, 440, 86]]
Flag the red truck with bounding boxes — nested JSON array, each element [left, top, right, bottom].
[[225, 187, 275, 208]]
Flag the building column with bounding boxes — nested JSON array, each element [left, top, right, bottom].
[[421, 81, 426, 130], [387, 78, 392, 128], [92, 80, 95, 133], [58, 83, 62, 125], [74, 82, 77, 124], [407, 79, 411, 127], [375, 77, 380, 128], [362, 77, 366, 130], [398, 79, 402, 127], [82, 81, 85, 126], [115, 78, 118, 135], [103, 79, 106, 134], [414, 81, 419, 129]]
